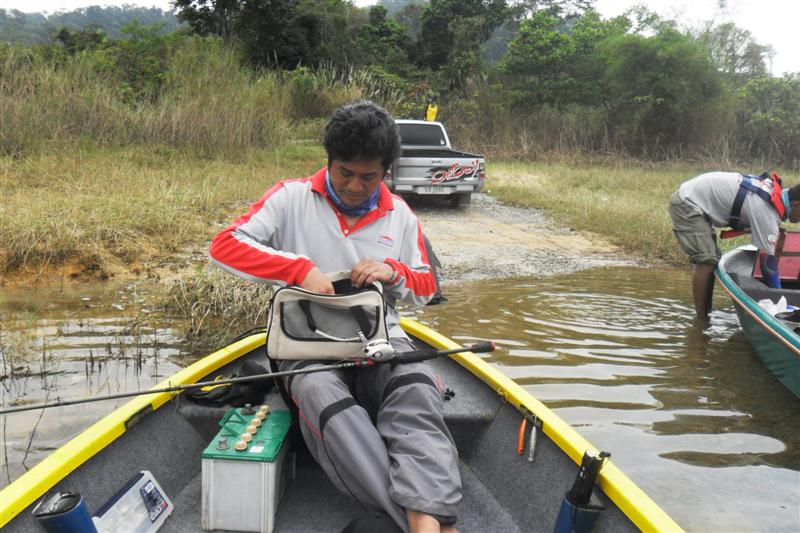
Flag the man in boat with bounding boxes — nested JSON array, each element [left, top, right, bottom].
[[209, 100, 461, 532], [668, 171, 800, 319]]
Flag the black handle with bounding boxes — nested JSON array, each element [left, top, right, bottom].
[[394, 341, 497, 364], [567, 450, 610, 505], [467, 341, 496, 353], [394, 350, 437, 364]]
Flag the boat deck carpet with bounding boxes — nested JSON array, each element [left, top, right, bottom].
[[164, 455, 520, 533]]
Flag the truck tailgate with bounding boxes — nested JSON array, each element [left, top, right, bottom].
[[392, 155, 484, 194]]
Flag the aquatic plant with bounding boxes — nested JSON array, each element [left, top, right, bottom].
[[160, 266, 273, 348]]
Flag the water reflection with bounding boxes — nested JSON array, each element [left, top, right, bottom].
[[0, 283, 190, 489], [412, 265, 800, 532]]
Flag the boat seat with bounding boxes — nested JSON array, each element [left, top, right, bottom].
[[729, 272, 800, 308], [175, 346, 287, 440], [427, 355, 503, 455]]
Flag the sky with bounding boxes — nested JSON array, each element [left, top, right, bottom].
[[1, 0, 797, 74]]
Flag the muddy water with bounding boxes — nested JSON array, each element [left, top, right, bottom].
[[0, 282, 192, 489], [2, 266, 800, 531], [410, 266, 800, 532]]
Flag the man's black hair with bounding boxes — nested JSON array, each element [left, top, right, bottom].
[[323, 100, 401, 171], [789, 184, 800, 202]]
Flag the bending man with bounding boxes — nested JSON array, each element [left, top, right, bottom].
[[209, 100, 461, 532], [668, 171, 800, 319]]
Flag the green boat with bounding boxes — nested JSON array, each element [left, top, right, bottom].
[[0, 318, 681, 532], [716, 244, 800, 397]]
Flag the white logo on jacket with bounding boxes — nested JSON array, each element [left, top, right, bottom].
[[377, 235, 394, 248]]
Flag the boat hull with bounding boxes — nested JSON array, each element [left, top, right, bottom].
[[717, 246, 800, 398], [0, 319, 680, 532]]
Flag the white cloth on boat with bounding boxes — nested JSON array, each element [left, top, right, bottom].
[[757, 295, 789, 315]]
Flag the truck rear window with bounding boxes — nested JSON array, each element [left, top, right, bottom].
[[398, 124, 447, 146]]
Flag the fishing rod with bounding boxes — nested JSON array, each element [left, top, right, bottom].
[[0, 341, 496, 415]]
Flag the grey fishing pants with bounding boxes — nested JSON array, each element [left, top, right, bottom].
[[278, 337, 462, 532]]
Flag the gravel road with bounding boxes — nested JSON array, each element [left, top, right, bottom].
[[408, 193, 639, 282]]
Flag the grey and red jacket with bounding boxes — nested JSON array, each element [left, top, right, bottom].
[[209, 167, 437, 338]]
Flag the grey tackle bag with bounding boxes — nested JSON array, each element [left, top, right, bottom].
[[266, 271, 389, 360]]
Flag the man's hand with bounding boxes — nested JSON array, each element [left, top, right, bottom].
[[351, 258, 395, 287], [300, 266, 334, 294]]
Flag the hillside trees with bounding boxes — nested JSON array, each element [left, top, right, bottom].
[[2, 1, 798, 165], [0, 6, 179, 44], [498, 11, 572, 106], [418, 0, 508, 76], [736, 75, 800, 164], [495, 9, 733, 157], [601, 28, 724, 155], [701, 22, 770, 84], [355, 6, 414, 75], [54, 27, 109, 55], [173, 0, 301, 66]]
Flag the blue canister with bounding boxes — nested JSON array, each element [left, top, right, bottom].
[[553, 450, 609, 533], [32, 492, 97, 532], [553, 494, 604, 533]]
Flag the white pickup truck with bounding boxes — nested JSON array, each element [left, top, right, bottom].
[[386, 120, 486, 208]]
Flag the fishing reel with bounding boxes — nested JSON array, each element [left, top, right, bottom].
[[358, 332, 396, 362]]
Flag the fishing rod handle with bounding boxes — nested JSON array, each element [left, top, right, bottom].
[[466, 341, 496, 353], [394, 341, 496, 364]]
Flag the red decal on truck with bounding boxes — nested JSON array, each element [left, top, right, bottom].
[[429, 159, 481, 184]]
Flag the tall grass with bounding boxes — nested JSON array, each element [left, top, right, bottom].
[[0, 39, 291, 155], [143, 39, 290, 152], [287, 62, 406, 119], [0, 39, 405, 157]]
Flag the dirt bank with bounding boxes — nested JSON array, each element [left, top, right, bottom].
[[411, 193, 639, 282], [1, 193, 638, 288]]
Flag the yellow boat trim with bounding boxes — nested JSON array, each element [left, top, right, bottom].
[[0, 332, 267, 528], [400, 317, 683, 533]]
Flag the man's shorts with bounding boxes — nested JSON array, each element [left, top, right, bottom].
[[668, 190, 721, 265]]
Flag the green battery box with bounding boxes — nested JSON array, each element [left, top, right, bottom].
[[201, 406, 293, 532]]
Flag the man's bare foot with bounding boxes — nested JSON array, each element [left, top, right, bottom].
[[407, 510, 459, 533]]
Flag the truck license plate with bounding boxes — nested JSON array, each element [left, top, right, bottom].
[[417, 186, 451, 195]]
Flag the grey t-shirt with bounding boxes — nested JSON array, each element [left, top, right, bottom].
[[678, 171, 781, 255]]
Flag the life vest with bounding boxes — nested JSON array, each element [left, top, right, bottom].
[[728, 172, 785, 230]]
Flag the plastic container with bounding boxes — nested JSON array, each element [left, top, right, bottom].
[[91, 470, 173, 532], [201, 408, 293, 533], [32, 492, 97, 532]]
